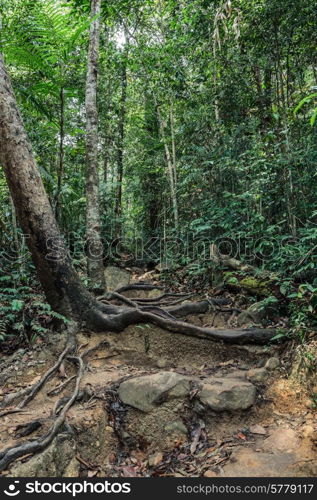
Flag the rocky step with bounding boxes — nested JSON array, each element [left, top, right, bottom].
[[118, 370, 258, 413]]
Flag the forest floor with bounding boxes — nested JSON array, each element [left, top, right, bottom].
[[0, 266, 316, 477]]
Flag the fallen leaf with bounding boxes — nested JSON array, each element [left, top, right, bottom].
[[148, 452, 163, 467], [237, 432, 247, 440], [121, 465, 138, 477], [87, 470, 98, 478]]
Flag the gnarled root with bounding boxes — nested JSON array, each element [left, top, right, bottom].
[[85, 298, 280, 345], [0, 323, 77, 414], [0, 356, 84, 472]]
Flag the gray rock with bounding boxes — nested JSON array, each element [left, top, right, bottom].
[[156, 358, 168, 369], [165, 420, 188, 435], [237, 297, 279, 326], [261, 428, 299, 453], [104, 266, 131, 291], [247, 367, 268, 383], [198, 377, 256, 411], [118, 371, 191, 412], [265, 357, 280, 370]]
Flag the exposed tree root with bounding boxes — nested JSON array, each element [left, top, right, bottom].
[[17, 344, 74, 410], [0, 356, 84, 472], [84, 298, 280, 344], [114, 282, 164, 294], [133, 292, 193, 303], [0, 323, 77, 412]]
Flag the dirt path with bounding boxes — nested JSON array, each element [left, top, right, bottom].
[[0, 274, 316, 478]]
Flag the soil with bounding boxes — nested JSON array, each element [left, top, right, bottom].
[[0, 274, 316, 478]]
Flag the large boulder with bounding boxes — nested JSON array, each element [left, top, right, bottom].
[[104, 266, 131, 291], [198, 377, 256, 411], [118, 371, 191, 412]]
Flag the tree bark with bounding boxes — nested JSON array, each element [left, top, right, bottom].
[[0, 54, 97, 321], [85, 0, 105, 290], [114, 55, 127, 241], [156, 103, 179, 231]]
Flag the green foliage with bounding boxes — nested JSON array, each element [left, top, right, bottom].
[[0, 261, 69, 348]]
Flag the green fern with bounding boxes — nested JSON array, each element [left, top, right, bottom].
[[1, 0, 90, 112]]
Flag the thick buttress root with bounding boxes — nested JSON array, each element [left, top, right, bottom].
[[89, 284, 281, 345]]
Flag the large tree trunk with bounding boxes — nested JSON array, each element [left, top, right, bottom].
[[85, 0, 105, 290]]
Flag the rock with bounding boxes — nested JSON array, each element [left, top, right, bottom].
[[261, 428, 299, 453], [198, 377, 256, 411], [148, 452, 164, 467], [249, 424, 267, 435], [156, 358, 168, 369], [118, 371, 191, 412], [237, 297, 279, 326], [204, 470, 218, 477], [238, 277, 271, 297], [247, 367, 268, 383], [165, 420, 187, 435], [301, 425, 316, 440], [265, 357, 280, 370], [104, 266, 131, 291]]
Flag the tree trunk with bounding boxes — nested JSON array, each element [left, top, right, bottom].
[[0, 54, 97, 321], [114, 56, 127, 241], [156, 103, 179, 231], [85, 0, 105, 290]]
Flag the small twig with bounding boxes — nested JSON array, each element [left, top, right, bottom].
[[135, 292, 192, 303], [0, 408, 28, 418], [47, 375, 77, 397]]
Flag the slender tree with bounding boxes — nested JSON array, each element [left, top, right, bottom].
[[85, 0, 105, 290], [114, 40, 128, 241]]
